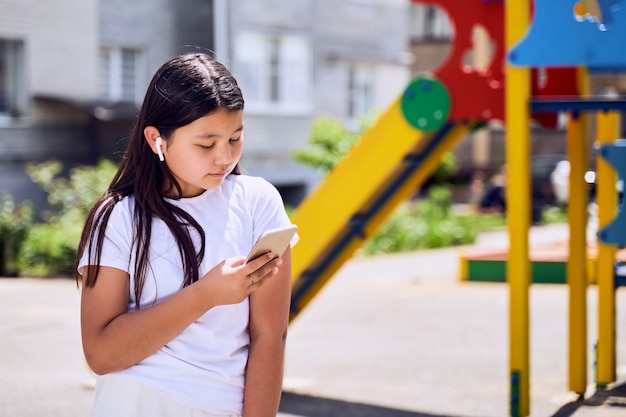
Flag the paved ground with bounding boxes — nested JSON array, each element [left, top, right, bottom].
[[1, 223, 625, 417]]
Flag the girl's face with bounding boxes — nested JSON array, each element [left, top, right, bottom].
[[162, 108, 244, 197]]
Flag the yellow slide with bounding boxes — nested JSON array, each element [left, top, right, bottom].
[[289, 75, 476, 321]]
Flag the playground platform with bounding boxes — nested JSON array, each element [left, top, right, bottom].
[[460, 239, 626, 284]]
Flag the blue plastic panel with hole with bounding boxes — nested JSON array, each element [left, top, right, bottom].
[[509, 0, 626, 69]]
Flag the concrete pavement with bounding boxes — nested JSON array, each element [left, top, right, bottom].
[[1, 223, 625, 417]]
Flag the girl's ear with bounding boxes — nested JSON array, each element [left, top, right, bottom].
[[144, 126, 163, 161]]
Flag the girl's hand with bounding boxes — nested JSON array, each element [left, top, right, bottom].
[[201, 253, 283, 306]]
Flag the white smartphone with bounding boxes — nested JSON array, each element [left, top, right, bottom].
[[245, 225, 298, 262]]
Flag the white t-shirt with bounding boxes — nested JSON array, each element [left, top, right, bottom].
[[78, 174, 298, 415]]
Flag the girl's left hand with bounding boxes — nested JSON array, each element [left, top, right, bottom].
[[200, 253, 283, 306]]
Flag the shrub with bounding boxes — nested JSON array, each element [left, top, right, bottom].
[[17, 159, 117, 277], [362, 186, 479, 255], [293, 115, 361, 174], [0, 193, 33, 276], [431, 151, 459, 184], [17, 222, 78, 277], [25, 159, 117, 218]]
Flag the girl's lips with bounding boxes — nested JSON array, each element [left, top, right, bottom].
[[209, 171, 228, 179]]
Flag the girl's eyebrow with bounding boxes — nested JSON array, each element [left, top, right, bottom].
[[195, 125, 244, 139]]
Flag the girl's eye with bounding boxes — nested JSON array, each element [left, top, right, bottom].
[[230, 136, 241, 143], [199, 144, 214, 150]]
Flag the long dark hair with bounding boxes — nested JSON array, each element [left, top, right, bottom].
[[76, 53, 244, 307]]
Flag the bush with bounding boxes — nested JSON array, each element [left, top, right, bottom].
[[431, 151, 459, 184], [542, 205, 568, 224], [17, 159, 117, 277], [362, 186, 479, 255], [25, 159, 117, 218], [0, 193, 33, 276], [293, 116, 361, 173], [18, 222, 79, 277]]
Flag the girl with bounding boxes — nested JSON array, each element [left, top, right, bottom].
[[76, 53, 297, 417]]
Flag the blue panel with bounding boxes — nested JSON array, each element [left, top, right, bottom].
[[508, 0, 626, 68], [531, 98, 626, 112], [598, 139, 626, 245]]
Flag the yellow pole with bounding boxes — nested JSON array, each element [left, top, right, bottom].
[[506, 0, 531, 415], [459, 250, 468, 281], [567, 67, 590, 395], [596, 109, 619, 385]]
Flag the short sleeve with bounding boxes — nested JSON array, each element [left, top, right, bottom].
[[76, 198, 134, 277], [245, 176, 299, 248]]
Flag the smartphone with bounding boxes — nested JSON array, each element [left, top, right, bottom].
[[246, 225, 298, 262]]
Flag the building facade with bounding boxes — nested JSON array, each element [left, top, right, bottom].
[[222, 0, 411, 204], [0, 0, 411, 210], [0, 0, 99, 209]]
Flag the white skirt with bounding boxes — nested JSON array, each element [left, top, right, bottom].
[[92, 376, 242, 417]]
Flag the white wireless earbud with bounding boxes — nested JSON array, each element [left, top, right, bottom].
[[155, 136, 164, 161]]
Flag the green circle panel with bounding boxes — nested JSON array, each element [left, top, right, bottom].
[[401, 76, 451, 132]]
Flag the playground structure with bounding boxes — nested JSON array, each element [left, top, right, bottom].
[[289, 1, 626, 416]]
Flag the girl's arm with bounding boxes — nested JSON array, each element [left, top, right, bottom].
[[243, 248, 292, 417], [80, 253, 280, 375]]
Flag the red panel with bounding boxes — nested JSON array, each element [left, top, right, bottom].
[[414, 0, 505, 122], [412, 0, 578, 128], [531, 67, 578, 129]]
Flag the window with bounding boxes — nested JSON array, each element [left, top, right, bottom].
[[99, 47, 143, 103], [409, 4, 453, 42], [348, 64, 373, 120], [0, 39, 26, 117], [233, 31, 312, 114]]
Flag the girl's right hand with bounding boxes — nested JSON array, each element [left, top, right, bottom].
[[201, 253, 283, 306]]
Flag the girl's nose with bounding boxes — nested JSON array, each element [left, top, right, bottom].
[[215, 143, 232, 166]]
